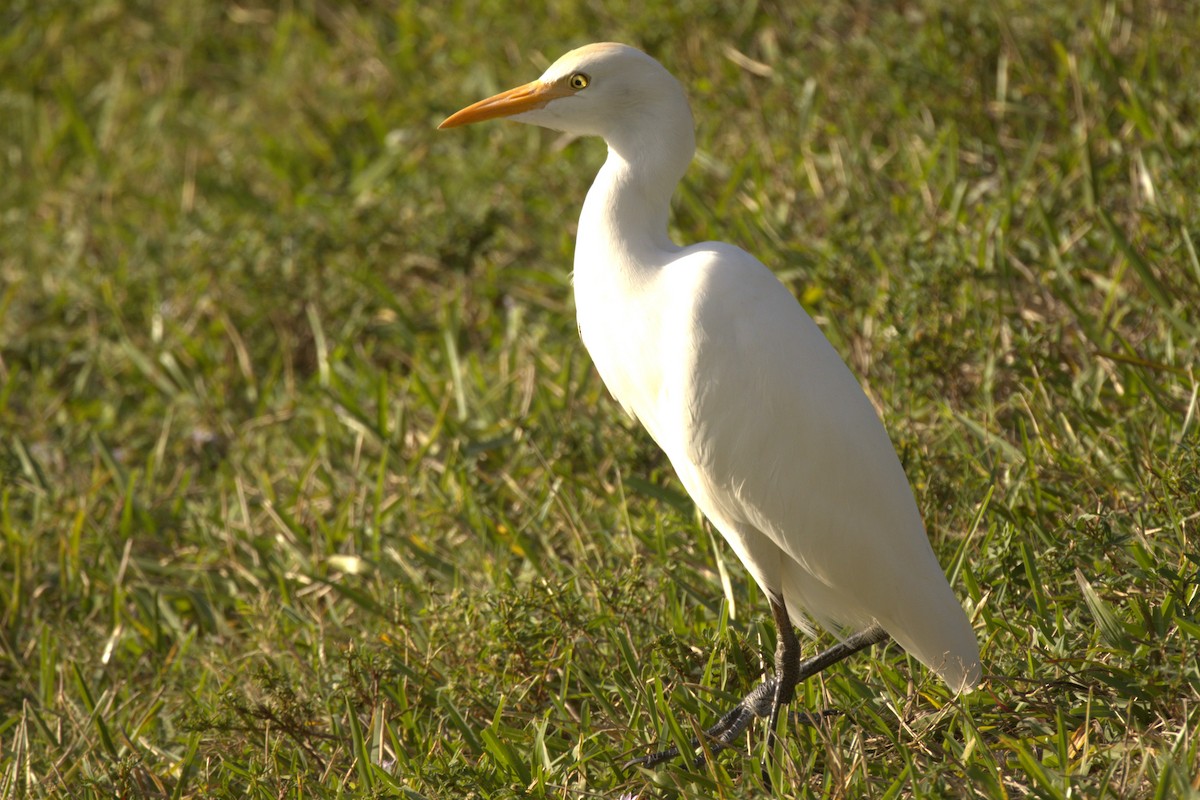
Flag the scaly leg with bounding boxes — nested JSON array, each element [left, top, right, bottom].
[[626, 614, 889, 772]]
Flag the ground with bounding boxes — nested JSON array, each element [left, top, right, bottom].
[[1, 1, 1198, 797]]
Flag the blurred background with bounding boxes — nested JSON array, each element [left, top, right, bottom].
[[1, 1, 1197, 797]]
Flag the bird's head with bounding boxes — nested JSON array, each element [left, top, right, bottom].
[[439, 43, 692, 146]]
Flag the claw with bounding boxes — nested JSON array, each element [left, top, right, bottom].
[[625, 624, 889, 772]]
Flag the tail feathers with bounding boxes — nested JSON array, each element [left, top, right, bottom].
[[781, 561, 981, 693], [886, 610, 981, 694], [916, 643, 982, 694]]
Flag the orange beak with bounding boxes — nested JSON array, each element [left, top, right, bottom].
[[439, 80, 575, 129]]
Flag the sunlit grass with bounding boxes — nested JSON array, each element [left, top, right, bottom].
[[2, 1, 1198, 797]]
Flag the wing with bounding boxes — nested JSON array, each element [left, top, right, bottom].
[[646, 243, 980, 691]]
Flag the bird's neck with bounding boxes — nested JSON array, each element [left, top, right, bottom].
[[575, 127, 695, 280]]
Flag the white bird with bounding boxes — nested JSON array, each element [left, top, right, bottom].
[[440, 43, 981, 772]]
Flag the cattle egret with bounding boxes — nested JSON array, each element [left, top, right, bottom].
[[440, 43, 981, 772]]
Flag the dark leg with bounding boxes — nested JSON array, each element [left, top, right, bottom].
[[762, 598, 802, 778], [625, 618, 889, 771]]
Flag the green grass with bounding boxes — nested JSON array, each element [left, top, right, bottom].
[[2, 0, 1199, 797]]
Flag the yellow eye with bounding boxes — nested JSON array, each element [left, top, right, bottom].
[[569, 73, 590, 90]]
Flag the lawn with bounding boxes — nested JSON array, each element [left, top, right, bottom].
[[1, 1, 1198, 797]]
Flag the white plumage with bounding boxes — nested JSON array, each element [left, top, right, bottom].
[[441, 42, 980, 763]]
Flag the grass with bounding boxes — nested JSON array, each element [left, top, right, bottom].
[[2, 0, 1198, 797]]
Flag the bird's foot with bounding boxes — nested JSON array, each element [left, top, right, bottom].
[[625, 625, 888, 772], [623, 678, 776, 770], [624, 680, 839, 770]]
